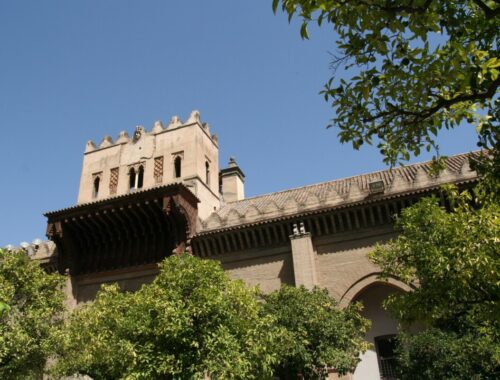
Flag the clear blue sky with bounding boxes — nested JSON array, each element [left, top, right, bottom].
[[0, 1, 478, 247]]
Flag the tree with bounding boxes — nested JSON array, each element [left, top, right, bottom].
[[273, 1, 499, 376], [53, 254, 284, 380], [273, 0, 499, 166], [0, 248, 65, 379], [369, 194, 500, 378], [396, 328, 499, 379], [263, 285, 370, 379]]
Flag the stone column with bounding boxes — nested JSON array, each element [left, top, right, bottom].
[[290, 223, 317, 289]]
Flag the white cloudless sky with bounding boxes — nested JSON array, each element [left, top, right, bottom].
[[0, 1, 479, 246]]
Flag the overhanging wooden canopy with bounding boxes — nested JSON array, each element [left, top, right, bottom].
[[45, 184, 198, 276]]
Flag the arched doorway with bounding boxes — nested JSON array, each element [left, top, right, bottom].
[[352, 283, 403, 380]]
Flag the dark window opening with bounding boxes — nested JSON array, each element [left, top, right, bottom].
[[375, 335, 398, 380], [93, 177, 100, 198], [205, 161, 210, 185], [129, 168, 136, 190], [137, 165, 144, 189], [174, 156, 182, 178]]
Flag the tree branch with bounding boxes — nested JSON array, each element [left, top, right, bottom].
[[352, 0, 435, 14], [472, 0, 500, 18], [362, 77, 500, 125]]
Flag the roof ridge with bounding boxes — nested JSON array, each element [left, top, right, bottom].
[[223, 151, 476, 206]]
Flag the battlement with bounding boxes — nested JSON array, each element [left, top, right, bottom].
[[84, 110, 218, 153], [78, 110, 220, 219]]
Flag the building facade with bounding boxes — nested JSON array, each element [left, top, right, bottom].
[[36, 111, 478, 379]]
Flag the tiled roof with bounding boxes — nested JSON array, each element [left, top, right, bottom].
[[199, 152, 479, 233]]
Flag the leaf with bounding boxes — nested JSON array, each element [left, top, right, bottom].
[[300, 23, 309, 40], [272, 0, 279, 14], [0, 301, 10, 314], [362, 86, 370, 101]]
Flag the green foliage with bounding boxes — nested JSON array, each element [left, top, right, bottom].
[[274, 0, 500, 165], [0, 248, 65, 379], [53, 254, 284, 380], [0, 301, 10, 315], [370, 194, 500, 377], [370, 195, 499, 328], [472, 98, 500, 202], [53, 256, 370, 380], [273, 2, 500, 375], [263, 285, 370, 379], [396, 328, 499, 380]]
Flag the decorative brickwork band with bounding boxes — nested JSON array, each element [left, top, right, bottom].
[[154, 156, 163, 183], [109, 167, 119, 195]]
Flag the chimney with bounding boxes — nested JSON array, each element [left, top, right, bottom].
[[220, 157, 245, 203]]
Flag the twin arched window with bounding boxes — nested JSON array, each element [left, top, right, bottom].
[[129, 165, 144, 191]]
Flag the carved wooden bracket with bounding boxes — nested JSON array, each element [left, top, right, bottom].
[[46, 221, 63, 240], [163, 194, 198, 240]]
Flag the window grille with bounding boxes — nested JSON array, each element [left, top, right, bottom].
[[154, 156, 163, 183], [375, 335, 398, 380], [109, 167, 119, 195]]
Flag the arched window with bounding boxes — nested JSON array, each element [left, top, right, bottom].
[[129, 168, 136, 190], [137, 165, 144, 189], [93, 176, 100, 198], [205, 161, 210, 185], [174, 156, 182, 178]]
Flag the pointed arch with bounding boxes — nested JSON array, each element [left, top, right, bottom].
[[93, 176, 100, 198], [137, 165, 144, 189], [174, 156, 182, 178], [205, 160, 210, 185], [339, 273, 412, 308], [129, 167, 136, 190]]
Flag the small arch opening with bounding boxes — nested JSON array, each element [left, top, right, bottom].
[[174, 156, 182, 178], [351, 284, 403, 379], [129, 168, 136, 190], [137, 165, 144, 189], [205, 161, 210, 185], [93, 177, 100, 198]]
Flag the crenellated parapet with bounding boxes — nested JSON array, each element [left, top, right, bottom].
[[84, 110, 218, 153]]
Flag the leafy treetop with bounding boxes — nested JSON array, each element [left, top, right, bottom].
[[0, 248, 65, 380], [274, 0, 499, 165], [53, 254, 284, 380], [263, 285, 370, 379], [369, 192, 500, 379], [370, 192, 499, 331]]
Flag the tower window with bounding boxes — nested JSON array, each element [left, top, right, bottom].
[[205, 161, 210, 185], [137, 165, 144, 189], [129, 168, 136, 190], [93, 176, 100, 198], [174, 156, 182, 178]]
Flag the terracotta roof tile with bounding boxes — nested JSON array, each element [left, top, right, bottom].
[[200, 152, 479, 233]]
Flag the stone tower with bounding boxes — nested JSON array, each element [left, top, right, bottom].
[[78, 110, 220, 219]]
